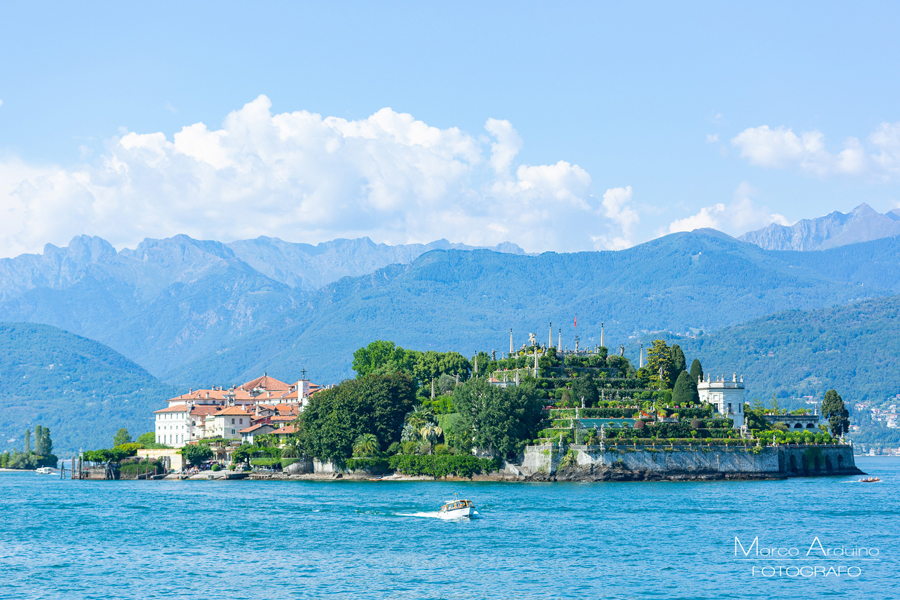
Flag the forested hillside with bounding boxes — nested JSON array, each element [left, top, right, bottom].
[[661, 295, 900, 404], [0, 323, 177, 452]]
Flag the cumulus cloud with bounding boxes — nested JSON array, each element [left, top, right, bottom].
[[732, 123, 900, 180], [591, 186, 639, 250], [0, 96, 648, 257], [666, 181, 788, 236]]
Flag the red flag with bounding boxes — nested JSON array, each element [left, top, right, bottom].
[[574, 315, 577, 328]]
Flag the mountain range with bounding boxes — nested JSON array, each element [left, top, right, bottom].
[[3, 228, 900, 388], [740, 203, 900, 251]]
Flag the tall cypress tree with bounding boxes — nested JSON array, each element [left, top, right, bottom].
[[42, 428, 53, 457], [822, 389, 850, 437], [689, 359, 703, 383], [34, 425, 43, 455], [672, 370, 700, 406], [24, 428, 31, 454]]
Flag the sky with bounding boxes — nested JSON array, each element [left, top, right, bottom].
[[1, 1, 899, 257]]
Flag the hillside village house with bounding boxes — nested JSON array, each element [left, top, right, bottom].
[[154, 374, 320, 448]]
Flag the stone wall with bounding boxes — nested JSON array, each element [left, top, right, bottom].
[[521, 443, 860, 480]]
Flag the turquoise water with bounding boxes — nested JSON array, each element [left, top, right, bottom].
[[1, 457, 898, 600]]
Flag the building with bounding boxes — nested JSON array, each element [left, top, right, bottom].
[[763, 414, 821, 431], [154, 405, 191, 447], [153, 373, 322, 447], [208, 406, 252, 440], [697, 373, 745, 428], [240, 423, 275, 444]]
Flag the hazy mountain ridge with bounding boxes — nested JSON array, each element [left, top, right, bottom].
[[226, 236, 524, 290], [165, 230, 900, 386], [740, 203, 900, 251], [0, 234, 522, 377]]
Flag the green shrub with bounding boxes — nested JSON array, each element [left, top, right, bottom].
[[211, 464, 221, 472], [346, 457, 390, 471], [388, 455, 502, 478]]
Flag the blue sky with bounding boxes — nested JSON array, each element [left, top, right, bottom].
[[1, 2, 899, 257]]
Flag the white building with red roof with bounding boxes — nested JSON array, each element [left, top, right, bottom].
[[152, 372, 324, 446], [154, 405, 191, 447]]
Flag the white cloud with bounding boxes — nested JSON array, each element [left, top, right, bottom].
[[668, 203, 726, 233], [591, 186, 639, 250], [706, 134, 719, 144], [732, 123, 900, 180], [665, 181, 788, 236], [0, 95, 637, 257]]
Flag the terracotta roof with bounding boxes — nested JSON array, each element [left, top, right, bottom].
[[190, 406, 221, 417], [166, 387, 256, 403], [274, 425, 296, 435], [271, 415, 295, 422], [239, 424, 273, 434], [155, 405, 190, 414], [216, 406, 250, 416], [255, 404, 277, 411], [241, 374, 291, 392]]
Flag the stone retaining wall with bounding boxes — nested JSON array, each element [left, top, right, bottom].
[[521, 443, 859, 479]]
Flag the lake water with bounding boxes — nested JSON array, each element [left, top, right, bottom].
[[1, 457, 897, 600]]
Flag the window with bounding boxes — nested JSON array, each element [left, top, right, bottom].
[[239, 418, 243, 424], [231, 418, 235, 424]]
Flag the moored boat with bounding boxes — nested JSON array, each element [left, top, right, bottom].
[[439, 498, 475, 519], [35, 467, 55, 474], [859, 477, 881, 483]]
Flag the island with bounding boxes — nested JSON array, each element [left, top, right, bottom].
[[69, 335, 862, 481]]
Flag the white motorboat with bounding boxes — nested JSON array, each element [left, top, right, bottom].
[[35, 467, 55, 474], [439, 498, 475, 519]]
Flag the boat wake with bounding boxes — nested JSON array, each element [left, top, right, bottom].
[[397, 511, 442, 518], [396, 511, 482, 519]]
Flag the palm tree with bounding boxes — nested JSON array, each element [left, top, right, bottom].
[[353, 433, 380, 457], [256, 433, 276, 448], [406, 406, 434, 432], [419, 424, 443, 453]]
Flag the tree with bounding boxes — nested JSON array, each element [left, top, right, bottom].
[[352, 340, 414, 378], [689, 359, 703, 383], [646, 340, 673, 389], [353, 433, 380, 457], [570, 376, 598, 407], [231, 444, 255, 464], [669, 345, 687, 375], [406, 405, 435, 432], [137, 432, 156, 447], [35, 426, 52, 456], [24, 428, 31, 454], [822, 389, 850, 437], [671, 370, 700, 405], [113, 428, 133, 447], [34, 425, 44, 455], [181, 444, 213, 466], [451, 378, 544, 457], [295, 373, 416, 461]]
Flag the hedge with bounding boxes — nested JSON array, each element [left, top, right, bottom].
[[346, 458, 390, 471], [388, 455, 503, 478]]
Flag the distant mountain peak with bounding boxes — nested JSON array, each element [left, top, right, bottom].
[[739, 203, 900, 251]]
